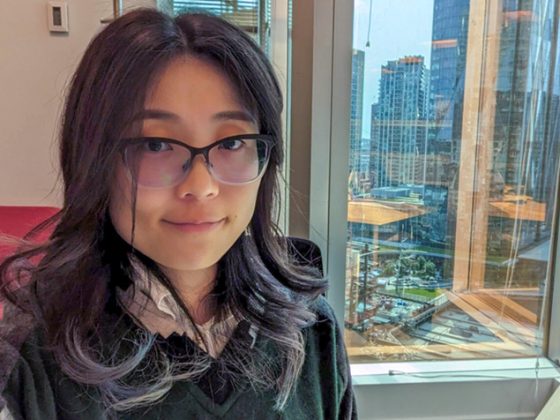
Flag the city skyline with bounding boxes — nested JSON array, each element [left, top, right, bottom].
[[345, 0, 557, 361]]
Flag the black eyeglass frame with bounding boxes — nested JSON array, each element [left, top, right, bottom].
[[120, 133, 275, 187]]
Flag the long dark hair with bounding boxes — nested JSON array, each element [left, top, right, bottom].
[[0, 8, 327, 414]]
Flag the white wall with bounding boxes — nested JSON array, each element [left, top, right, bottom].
[[0, 0, 155, 207]]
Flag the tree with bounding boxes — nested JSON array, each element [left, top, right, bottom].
[[382, 260, 396, 277], [425, 261, 436, 277]]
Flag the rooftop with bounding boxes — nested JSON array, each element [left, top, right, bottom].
[[348, 199, 428, 226]]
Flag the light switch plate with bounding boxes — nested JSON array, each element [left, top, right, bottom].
[[48, 1, 69, 33]]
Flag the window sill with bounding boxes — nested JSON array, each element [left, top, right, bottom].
[[351, 358, 560, 419], [351, 357, 560, 385]]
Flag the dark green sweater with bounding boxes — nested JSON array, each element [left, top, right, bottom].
[[0, 297, 356, 419]]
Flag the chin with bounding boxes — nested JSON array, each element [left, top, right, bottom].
[[153, 254, 222, 273]]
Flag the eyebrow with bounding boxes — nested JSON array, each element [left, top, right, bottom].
[[132, 109, 257, 124], [132, 109, 180, 122], [213, 110, 256, 124]]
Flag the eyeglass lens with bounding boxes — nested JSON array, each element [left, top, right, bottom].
[[124, 137, 269, 188]]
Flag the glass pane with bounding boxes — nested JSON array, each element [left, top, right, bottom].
[[346, 0, 560, 362], [172, 0, 272, 53]]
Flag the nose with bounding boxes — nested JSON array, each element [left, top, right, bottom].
[[175, 154, 219, 200]]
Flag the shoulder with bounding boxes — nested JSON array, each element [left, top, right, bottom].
[[0, 303, 45, 418], [0, 302, 38, 387], [304, 296, 352, 387], [1, 305, 105, 420], [308, 295, 339, 327], [291, 298, 358, 419], [304, 295, 346, 357]]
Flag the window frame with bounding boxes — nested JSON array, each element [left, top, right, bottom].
[[308, 0, 560, 382]]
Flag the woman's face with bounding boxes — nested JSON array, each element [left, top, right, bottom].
[[110, 57, 262, 276]]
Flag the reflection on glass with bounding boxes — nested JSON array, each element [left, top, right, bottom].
[[346, 0, 559, 362], [173, 1, 272, 53]]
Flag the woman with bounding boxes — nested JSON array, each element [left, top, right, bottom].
[[0, 8, 356, 419]]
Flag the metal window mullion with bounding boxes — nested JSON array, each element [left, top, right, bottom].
[[543, 0, 560, 364], [327, 0, 353, 317], [269, 0, 290, 233], [547, 154, 560, 362], [309, 0, 334, 297], [309, 0, 353, 318]]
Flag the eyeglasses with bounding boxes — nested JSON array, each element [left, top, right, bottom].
[[121, 134, 274, 188]]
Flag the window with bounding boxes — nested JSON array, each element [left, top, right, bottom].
[[169, 0, 272, 54], [316, 0, 560, 364]]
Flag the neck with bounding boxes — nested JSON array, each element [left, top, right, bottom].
[[161, 264, 218, 325]]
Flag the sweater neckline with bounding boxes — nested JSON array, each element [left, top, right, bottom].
[[184, 379, 249, 416]]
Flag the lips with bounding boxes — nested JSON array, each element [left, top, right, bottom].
[[165, 219, 224, 225], [162, 218, 225, 233]]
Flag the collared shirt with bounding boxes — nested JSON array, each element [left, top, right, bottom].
[[118, 261, 241, 359]]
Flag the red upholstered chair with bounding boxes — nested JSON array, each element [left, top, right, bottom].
[[0, 206, 59, 318]]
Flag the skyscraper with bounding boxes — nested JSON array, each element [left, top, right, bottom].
[[370, 56, 429, 188], [350, 49, 365, 175], [427, 0, 470, 264], [488, 0, 559, 257], [429, 0, 470, 162], [428, 0, 559, 286]]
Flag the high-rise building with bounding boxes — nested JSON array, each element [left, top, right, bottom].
[[428, 0, 559, 281], [350, 49, 365, 174], [429, 0, 470, 162], [370, 56, 429, 188], [487, 0, 559, 257], [426, 0, 470, 261], [493, 2, 537, 192]]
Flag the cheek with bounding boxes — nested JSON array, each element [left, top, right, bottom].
[[227, 183, 260, 225], [109, 165, 165, 244], [110, 188, 169, 248]]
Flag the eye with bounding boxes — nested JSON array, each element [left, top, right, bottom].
[[219, 138, 245, 151], [144, 139, 172, 153]]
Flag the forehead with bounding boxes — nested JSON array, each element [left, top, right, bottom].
[[133, 56, 260, 137], [146, 57, 244, 114]]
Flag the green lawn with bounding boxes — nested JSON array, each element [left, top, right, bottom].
[[403, 288, 442, 299]]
